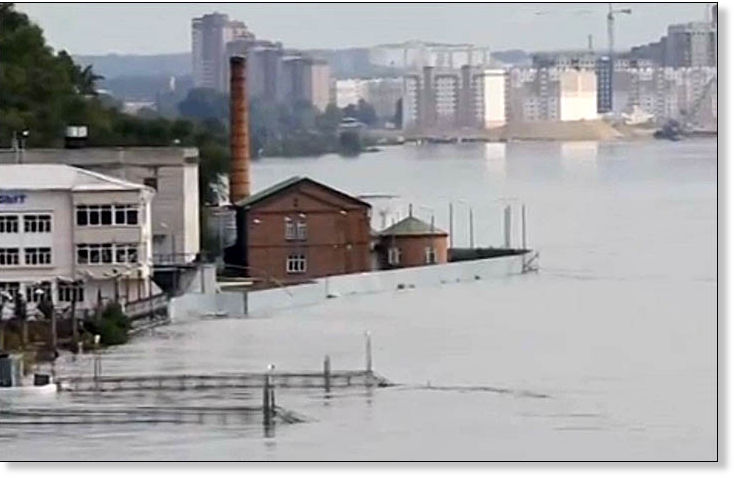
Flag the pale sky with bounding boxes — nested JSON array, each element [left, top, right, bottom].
[[17, 2, 711, 55]]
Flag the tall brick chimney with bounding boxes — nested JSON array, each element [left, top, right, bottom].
[[229, 55, 250, 204]]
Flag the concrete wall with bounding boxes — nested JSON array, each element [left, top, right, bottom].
[[168, 254, 526, 320]]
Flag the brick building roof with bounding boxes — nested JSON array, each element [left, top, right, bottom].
[[379, 215, 447, 237], [234, 176, 371, 209]]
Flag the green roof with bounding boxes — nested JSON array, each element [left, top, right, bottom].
[[234, 176, 371, 209], [379, 215, 447, 237]]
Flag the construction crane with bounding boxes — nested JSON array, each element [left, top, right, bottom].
[[607, 4, 632, 59], [605, 4, 631, 113]]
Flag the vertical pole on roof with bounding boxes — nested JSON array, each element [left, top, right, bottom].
[[449, 202, 454, 249]]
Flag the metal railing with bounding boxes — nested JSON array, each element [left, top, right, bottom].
[[124, 293, 169, 319]]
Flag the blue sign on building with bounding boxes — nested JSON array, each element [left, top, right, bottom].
[[0, 191, 26, 205]]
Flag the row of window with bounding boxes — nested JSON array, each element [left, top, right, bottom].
[[0, 247, 52, 266], [0, 214, 52, 234], [75, 204, 139, 227], [387, 247, 438, 266], [76, 243, 139, 265], [0, 281, 84, 303]]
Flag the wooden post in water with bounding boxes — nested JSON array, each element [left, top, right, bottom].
[[262, 373, 270, 419], [469, 207, 474, 249], [323, 355, 331, 392], [365, 331, 373, 374], [70, 288, 78, 350], [50, 304, 57, 353], [522, 204, 528, 250], [268, 364, 276, 413], [504, 205, 512, 249], [93, 334, 101, 388]]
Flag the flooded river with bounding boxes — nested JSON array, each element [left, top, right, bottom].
[[1, 139, 717, 460]]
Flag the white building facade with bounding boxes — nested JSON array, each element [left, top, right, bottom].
[[0, 147, 200, 263], [559, 70, 598, 121], [0, 165, 155, 315], [482, 69, 507, 128]]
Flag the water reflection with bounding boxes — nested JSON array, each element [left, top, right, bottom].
[[483, 142, 507, 176], [560, 141, 599, 179]]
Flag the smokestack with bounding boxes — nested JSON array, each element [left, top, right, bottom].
[[229, 55, 250, 204]]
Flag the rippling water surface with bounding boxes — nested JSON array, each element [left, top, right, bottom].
[[0, 139, 717, 460]]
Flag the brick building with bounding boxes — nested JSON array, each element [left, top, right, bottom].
[[376, 215, 448, 269], [226, 176, 372, 283]]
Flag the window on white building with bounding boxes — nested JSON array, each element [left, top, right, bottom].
[[58, 283, 84, 303], [0, 248, 20, 266], [388, 247, 401, 266], [0, 282, 20, 300], [425, 247, 438, 265], [77, 243, 139, 265], [76, 204, 139, 227], [286, 254, 307, 274], [26, 282, 51, 303], [23, 214, 52, 233], [24, 247, 52, 266], [0, 215, 19, 234]]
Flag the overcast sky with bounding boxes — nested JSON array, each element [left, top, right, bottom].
[[16, 2, 710, 55]]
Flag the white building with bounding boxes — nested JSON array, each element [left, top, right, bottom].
[[0, 147, 200, 263], [559, 70, 598, 121], [482, 69, 507, 128], [336, 78, 403, 122], [0, 165, 155, 315], [508, 67, 597, 122]]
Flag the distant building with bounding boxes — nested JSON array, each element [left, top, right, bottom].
[[281, 56, 331, 111], [596, 57, 613, 113], [192, 12, 254, 92], [376, 215, 448, 269], [402, 66, 485, 132], [508, 67, 597, 122], [226, 177, 372, 283], [0, 147, 200, 262], [336, 79, 367, 108], [665, 22, 717, 67], [0, 164, 155, 313], [559, 70, 598, 121], [611, 66, 717, 128], [482, 69, 507, 129], [626, 21, 717, 68]]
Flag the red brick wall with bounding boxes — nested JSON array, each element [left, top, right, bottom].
[[381, 234, 448, 268], [243, 182, 371, 282]]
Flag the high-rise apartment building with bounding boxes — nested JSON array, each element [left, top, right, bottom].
[[281, 56, 331, 111], [664, 22, 717, 67], [508, 67, 597, 122], [401, 66, 486, 132], [192, 12, 254, 92]]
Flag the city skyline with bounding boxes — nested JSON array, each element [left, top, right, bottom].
[[17, 2, 711, 55]]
